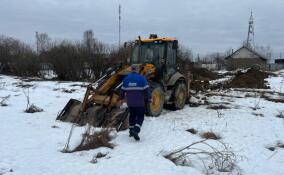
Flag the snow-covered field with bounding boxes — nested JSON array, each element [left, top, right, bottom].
[[1, 70, 284, 175]]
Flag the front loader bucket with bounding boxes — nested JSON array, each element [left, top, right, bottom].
[[56, 99, 82, 122]]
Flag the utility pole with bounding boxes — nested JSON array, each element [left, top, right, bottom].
[[35, 31, 39, 54], [246, 11, 255, 49], [118, 4, 121, 48]]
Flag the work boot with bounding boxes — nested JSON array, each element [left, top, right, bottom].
[[129, 129, 134, 137], [130, 130, 140, 141]]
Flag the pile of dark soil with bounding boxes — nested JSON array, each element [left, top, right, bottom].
[[190, 80, 210, 92], [229, 69, 270, 89], [191, 67, 218, 81]]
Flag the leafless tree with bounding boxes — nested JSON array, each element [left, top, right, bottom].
[[36, 32, 51, 54], [177, 46, 193, 74], [83, 30, 95, 53], [255, 45, 273, 60]]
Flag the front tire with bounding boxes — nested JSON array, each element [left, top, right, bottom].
[[146, 83, 164, 117], [172, 81, 187, 110]]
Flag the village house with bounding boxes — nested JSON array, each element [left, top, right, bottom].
[[225, 46, 267, 70]]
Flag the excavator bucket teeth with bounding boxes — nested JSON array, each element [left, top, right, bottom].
[[56, 99, 82, 122]]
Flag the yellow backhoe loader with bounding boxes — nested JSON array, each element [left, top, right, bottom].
[[56, 34, 192, 130]]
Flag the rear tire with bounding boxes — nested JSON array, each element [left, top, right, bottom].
[[172, 81, 187, 110], [146, 83, 164, 117]]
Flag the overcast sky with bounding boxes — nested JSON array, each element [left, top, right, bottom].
[[0, 0, 283, 56]]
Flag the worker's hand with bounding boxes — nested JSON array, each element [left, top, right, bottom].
[[120, 102, 128, 109], [149, 97, 154, 104]]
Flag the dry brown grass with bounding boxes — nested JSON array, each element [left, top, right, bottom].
[[201, 132, 221, 140], [25, 104, 43, 113], [69, 128, 114, 153]]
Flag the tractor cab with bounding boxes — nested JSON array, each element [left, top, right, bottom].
[[131, 34, 178, 81]]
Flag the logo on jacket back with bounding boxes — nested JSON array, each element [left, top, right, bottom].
[[128, 82, 137, 87]]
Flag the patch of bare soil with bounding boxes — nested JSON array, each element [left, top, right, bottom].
[[13, 82, 34, 88], [201, 132, 221, 140], [261, 93, 284, 103], [186, 128, 198, 134], [191, 67, 218, 81], [266, 142, 284, 151], [252, 112, 264, 117], [207, 104, 231, 110], [70, 84, 88, 88]]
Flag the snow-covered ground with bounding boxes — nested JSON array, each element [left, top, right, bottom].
[[1, 71, 284, 175]]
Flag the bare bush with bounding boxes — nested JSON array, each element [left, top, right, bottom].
[[23, 87, 43, 113], [0, 82, 6, 90], [164, 139, 240, 174], [276, 111, 284, 118], [216, 109, 224, 118], [42, 41, 88, 80], [25, 104, 43, 113], [0, 95, 10, 106], [0, 35, 40, 76], [251, 92, 261, 110], [66, 127, 115, 153]]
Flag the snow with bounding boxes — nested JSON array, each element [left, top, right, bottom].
[[1, 71, 284, 175], [266, 70, 284, 93]]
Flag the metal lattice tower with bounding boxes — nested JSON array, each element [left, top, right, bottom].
[[246, 11, 255, 48]]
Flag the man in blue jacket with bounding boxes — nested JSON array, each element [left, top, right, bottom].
[[119, 64, 151, 141]]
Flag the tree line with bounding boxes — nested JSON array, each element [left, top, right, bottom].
[[0, 30, 194, 81], [0, 30, 132, 81]]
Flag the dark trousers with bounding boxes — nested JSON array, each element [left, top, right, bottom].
[[129, 106, 145, 133]]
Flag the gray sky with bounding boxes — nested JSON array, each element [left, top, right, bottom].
[[0, 0, 283, 56]]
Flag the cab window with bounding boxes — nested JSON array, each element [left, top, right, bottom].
[[167, 43, 176, 67]]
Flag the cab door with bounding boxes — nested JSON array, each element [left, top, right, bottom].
[[164, 42, 177, 81]]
